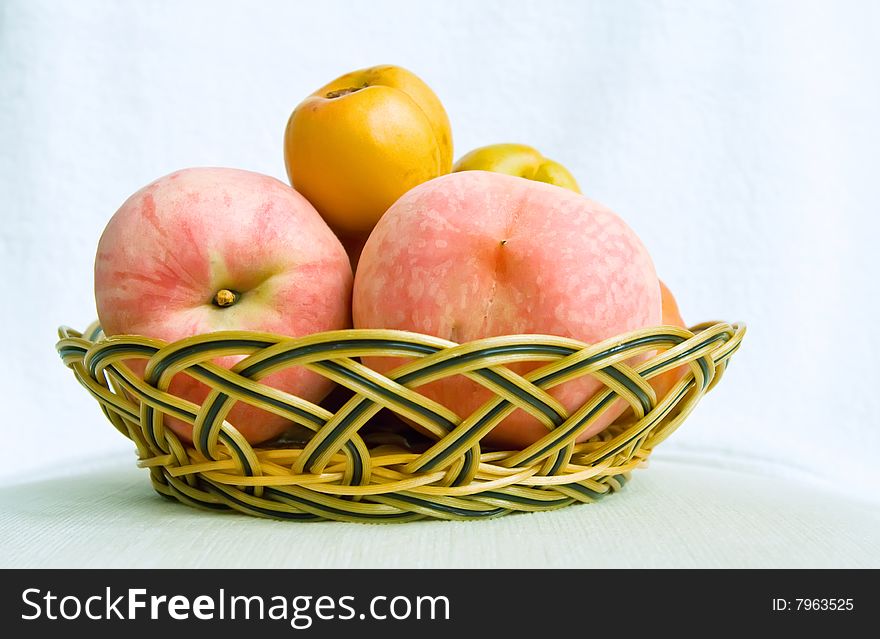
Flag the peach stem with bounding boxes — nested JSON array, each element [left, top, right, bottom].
[[213, 289, 238, 307], [326, 86, 364, 99]]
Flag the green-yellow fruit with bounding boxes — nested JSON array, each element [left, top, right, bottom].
[[452, 143, 580, 193]]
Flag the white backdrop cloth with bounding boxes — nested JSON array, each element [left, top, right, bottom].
[[1, 1, 878, 567]]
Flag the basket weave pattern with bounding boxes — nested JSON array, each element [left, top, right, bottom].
[[56, 321, 744, 522]]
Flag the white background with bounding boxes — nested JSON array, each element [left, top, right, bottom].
[[1, 0, 878, 497]]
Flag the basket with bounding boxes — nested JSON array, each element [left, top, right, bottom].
[[56, 320, 745, 523]]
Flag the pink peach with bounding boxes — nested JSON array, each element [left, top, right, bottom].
[[95, 167, 352, 444], [353, 171, 661, 449]]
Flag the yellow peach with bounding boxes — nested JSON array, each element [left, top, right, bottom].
[[284, 65, 453, 239], [453, 143, 580, 192]]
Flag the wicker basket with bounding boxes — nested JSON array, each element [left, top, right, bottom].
[[56, 320, 744, 522]]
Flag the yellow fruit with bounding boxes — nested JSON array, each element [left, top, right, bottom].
[[452, 143, 580, 192], [284, 65, 453, 236]]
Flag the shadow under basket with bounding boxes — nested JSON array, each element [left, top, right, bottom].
[[56, 321, 745, 523]]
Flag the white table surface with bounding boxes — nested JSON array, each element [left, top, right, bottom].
[[3, 452, 877, 569]]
